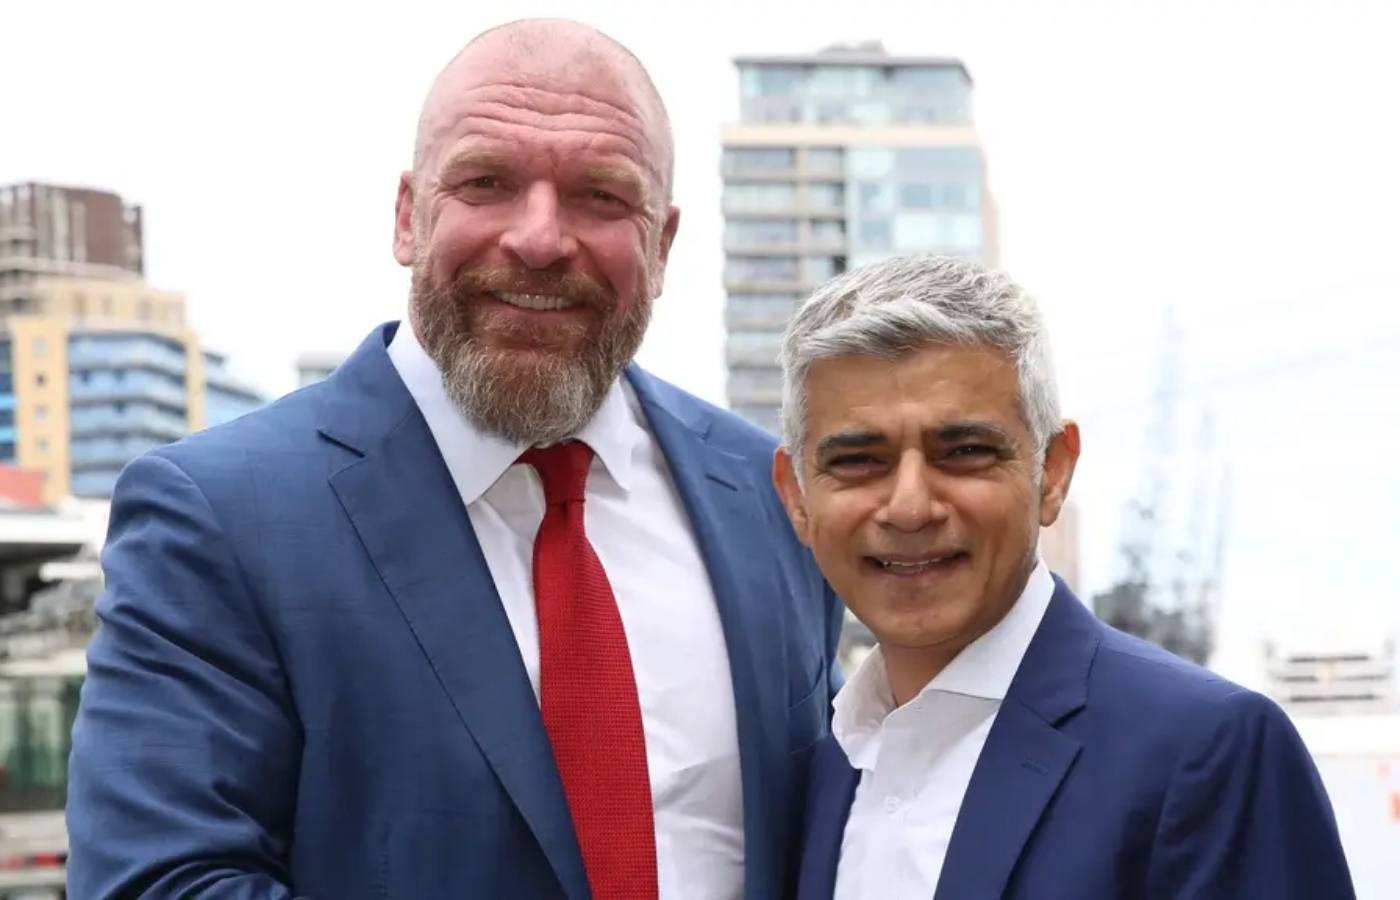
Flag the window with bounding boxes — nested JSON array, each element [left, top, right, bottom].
[[850, 149, 894, 179], [899, 183, 935, 208], [858, 182, 894, 213], [895, 147, 981, 177], [724, 147, 796, 174], [726, 294, 798, 330], [806, 257, 834, 281], [35, 404, 47, 421], [35, 372, 46, 387], [727, 332, 784, 366], [804, 183, 844, 209], [740, 65, 804, 98], [810, 220, 846, 243], [726, 256, 800, 282], [724, 219, 798, 247], [727, 366, 784, 402], [804, 148, 843, 174], [857, 219, 892, 249], [723, 183, 797, 213]]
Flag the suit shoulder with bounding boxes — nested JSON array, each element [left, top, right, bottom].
[[1092, 624, 1277, 721], [146, 379, 332, 484], [631, 370, 779, 457]]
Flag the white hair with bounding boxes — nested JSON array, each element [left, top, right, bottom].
[[779, 253, 1062, 458]]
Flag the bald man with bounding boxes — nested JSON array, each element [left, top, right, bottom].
[[66, 19, 842, 899]]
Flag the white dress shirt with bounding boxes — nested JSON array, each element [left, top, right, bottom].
[[388, 324, 744, 899], [831, 561, 1055, 900]]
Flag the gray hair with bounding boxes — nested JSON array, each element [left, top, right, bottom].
[[778, 254, 1061, 458]]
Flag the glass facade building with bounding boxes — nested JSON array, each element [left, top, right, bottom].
[[0, 277, 264, 502], [722, 43, 998, 434]]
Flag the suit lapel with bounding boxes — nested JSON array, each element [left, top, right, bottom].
[[319, 326, 588, 898], [627, 366, 789, 900], [796, 737, 861, 900], [934, 582, 1101, 900]]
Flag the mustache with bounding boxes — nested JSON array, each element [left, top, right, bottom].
[[439, 266, 614, 311]]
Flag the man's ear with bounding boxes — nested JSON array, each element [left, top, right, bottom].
[[393, 171, 416, 267], [1038, 421, 1081, 527], [649, 205, 681, 296], [773, 447, 812, 546]]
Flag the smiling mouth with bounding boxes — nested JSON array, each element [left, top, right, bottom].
[[489, 291, 581, 311], [866, 552, 969, 575]]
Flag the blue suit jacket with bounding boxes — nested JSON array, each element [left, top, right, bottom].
[[797, 579, 1356, 900], [67, 324, 843, 899]]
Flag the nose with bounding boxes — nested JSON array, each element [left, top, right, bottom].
[[874, 450, 949, 533], [499, 182, 578, 270]]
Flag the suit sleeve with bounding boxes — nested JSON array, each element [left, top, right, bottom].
[[823, 583, 845, 702], [66, 452, 301, 899], [1145, 688, 1356, 900]]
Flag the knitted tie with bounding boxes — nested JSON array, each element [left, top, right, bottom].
[[520, 441, 658, 899]]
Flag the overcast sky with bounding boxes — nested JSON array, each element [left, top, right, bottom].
[[5, 0, 1398, 677]]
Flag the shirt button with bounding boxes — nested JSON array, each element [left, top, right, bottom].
[[882, 796, 901, 815]]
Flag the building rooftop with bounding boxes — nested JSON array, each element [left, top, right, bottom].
[[735, 42, 972, 83]]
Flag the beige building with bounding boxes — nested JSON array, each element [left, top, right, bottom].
[[1, 277, 261, 504]]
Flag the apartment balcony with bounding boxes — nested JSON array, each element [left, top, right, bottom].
[[69, 381, 187, 411]]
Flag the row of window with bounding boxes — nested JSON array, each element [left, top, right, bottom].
[[723, 218, 847, 247], [726, 293, 800, 330], [725, 255, 848, 284], [722, 147, 845, 175], [70, 401, 188, 438], [70, 434, 168, 467], [722, 182, 845, 213], [68, 334, 188, 373], [739, 64, 967, 102]]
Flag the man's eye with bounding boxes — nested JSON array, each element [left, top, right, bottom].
[[462, 176, 500, 191], [826, 454, 881, 470], [590, 189, 625, 206], [946, 445, 997, 463]]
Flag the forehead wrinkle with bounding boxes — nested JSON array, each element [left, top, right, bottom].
[[476, 80, 652, 132], [418, 74, 662, 177], [453, 107, 648, 160]]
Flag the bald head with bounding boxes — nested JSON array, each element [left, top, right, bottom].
[[413, 19, 674, 203]]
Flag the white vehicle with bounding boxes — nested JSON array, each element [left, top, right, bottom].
[[0, 649, 85, 899]]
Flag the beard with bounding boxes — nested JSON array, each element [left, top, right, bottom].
[[409, 261, 654, 447]]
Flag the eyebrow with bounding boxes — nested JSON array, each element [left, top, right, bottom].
[[814, 430, 889, 459], [812, 421, 1017, 458], [436, 150, 651, 204], [437, 148, 513, 182], [934, 421, 1016, 445], [584, 163, 648, 203]]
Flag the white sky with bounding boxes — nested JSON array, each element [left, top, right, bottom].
[[5, 0, 1399, 671]]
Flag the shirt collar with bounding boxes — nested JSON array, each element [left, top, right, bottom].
[[832, 559, 1055, 768], [386, 320, 642, 503]]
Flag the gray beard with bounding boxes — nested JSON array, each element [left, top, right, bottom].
[[410, 266, 653, 447]]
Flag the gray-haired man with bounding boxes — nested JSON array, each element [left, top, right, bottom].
[[779, 255, 1354, 899]]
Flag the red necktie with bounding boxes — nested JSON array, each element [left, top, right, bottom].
[[520, 441, 658, 899]]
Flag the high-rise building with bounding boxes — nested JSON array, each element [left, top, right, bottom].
[[294, 351, 345, 388], [0, 184, 263, 504], [722, 42, 999, 434], [0, 182, 144, 314]]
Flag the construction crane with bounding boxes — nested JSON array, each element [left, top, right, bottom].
[[1093, 310, 1225, 665]]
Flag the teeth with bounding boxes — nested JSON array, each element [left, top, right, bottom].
[[880, 556, 952, 571], [494, 291, 576, 311]]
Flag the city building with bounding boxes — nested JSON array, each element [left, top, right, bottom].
[[295, 351, 345, 388], [0, 181, 143, 315], [0, 183, 263, 504], [721, 41, 999, 434]]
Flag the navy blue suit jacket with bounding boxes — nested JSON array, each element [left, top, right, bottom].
[[797, 579, 1356, 900], [67, 324, 843, 899]]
